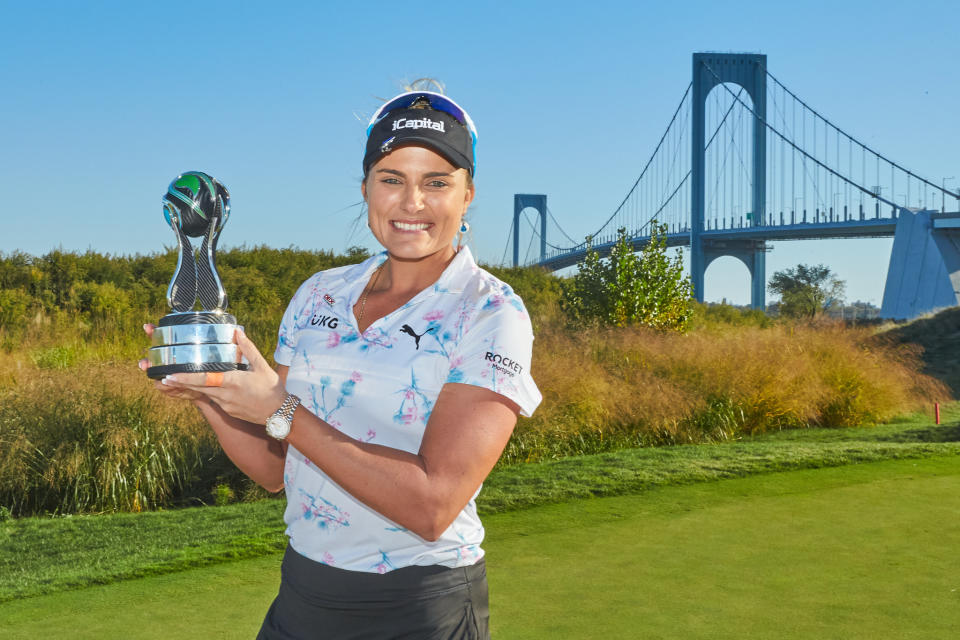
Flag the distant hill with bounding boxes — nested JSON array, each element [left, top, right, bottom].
[[881, 307, 960, 396]]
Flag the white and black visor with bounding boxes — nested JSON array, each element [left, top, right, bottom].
[[364, 91, 477, 177]]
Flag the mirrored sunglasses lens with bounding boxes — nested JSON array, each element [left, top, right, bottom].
[[427, 98, 466, 124], [375, 93, 467, 127]]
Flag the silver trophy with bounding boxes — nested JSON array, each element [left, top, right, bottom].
[[145, 171, 248, 379]]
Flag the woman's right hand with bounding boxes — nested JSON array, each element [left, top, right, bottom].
[[138, 324, 207, 403]]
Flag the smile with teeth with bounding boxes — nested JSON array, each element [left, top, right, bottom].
[[392, 221, 432, 232]]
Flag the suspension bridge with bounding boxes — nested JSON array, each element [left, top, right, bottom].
[[506, 53, 960, 319]]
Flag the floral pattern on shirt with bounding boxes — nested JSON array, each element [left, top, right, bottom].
[[393, 370, 434, 425], [274, 248, 541, 572], [298, 488, 351, 533], [301, 356, 363, 428]]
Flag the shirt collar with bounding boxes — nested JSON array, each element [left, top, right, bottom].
[[327, 248, 479, 322], [362, 246, 477, 294], [320, 253, 388, 323], [430, 246, 477, 295]]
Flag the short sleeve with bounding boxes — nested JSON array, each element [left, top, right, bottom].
[[445, 291, 542, 417], [274, 277, 316, 366]]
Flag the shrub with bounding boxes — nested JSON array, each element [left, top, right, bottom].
[[689, 302, 772, 330], [213, 484, 235, 507], [561, 224, 693, 331], [29, 345, 82, 369]]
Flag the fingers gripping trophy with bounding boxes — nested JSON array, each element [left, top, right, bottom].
[[145, 171, 248, 379]]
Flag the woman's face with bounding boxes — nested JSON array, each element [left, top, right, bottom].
[[362, 145, 474, 262]]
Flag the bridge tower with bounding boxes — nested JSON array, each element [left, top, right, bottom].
[[513, 194, 547, 267], [691, 53, 768, 309]]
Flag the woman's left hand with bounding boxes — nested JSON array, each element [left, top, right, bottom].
[[160, 330, 287, 425]]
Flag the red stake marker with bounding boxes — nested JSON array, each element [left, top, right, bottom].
[[935, 402, 941, 425]]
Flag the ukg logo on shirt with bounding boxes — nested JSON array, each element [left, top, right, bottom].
[[310, 312, 339, 329]]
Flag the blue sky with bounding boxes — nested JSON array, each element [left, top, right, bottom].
[[1, 0, 957, 306]]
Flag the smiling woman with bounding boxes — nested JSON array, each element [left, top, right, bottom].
[[139, 89, 541, 639], [362, 145, 473, 268]]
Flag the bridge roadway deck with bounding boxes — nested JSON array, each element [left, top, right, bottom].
[[537, 217, 898, 271]]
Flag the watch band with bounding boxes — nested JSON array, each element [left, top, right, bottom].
[[272, 393, 300, 423], [279, 393, 301, 421]]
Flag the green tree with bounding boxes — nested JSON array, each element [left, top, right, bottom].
[[562, 223, 694, 331], [0, 289, 32, 332], [38, 249, 84, 308], [768, 263, 845, 318]]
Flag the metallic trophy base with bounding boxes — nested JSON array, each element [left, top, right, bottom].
[[146, 311, 249, 380], [150, 323, 240, 347]]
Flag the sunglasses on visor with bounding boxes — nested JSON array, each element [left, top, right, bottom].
[[366, 91, 478, 170]]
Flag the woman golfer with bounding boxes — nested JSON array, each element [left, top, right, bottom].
[[143, 89, 541, 638]]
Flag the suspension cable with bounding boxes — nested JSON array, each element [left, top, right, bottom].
[[499, 214, 515, 266], [546, 206, 580, 245], [519, 207, 566, 251], [620, 86, 747, 238], [766, 70, 959, 199], [572, 82, 693, 248], [701, 62, 898, 208], [522, 211, 538, 264]]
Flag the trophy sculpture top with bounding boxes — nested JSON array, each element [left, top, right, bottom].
[[163, 171, 230, 237], [161, 171, 232, 316]]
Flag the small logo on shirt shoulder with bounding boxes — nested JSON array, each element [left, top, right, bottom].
[[323, 294, 335, 306], [486, 351, 523, 377], [400, 324, 436, 350]]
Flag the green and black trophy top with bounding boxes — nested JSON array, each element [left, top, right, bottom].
[[145, 171, 248, 379]]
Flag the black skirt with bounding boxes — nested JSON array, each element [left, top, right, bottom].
[[257, 544, 490, 640]]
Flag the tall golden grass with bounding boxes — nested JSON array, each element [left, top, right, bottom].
[[0, 353, 252, 516], [502, 315, 948, 463], [0, 305, 949, 515]]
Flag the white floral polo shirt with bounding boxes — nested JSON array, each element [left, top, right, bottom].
[[274, 247, 542, 573]]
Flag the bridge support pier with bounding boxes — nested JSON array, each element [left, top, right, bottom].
[[690, 52, 767, 310], [700, 240, 768, 310], [881, 209, 960, 319], [513, 194, 547, 267]]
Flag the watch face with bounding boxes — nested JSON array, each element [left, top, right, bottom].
[[265, 414, 290, 440]]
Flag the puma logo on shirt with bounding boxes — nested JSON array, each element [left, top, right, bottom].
[[399, 324, 436, 350]]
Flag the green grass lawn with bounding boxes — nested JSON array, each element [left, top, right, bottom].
[[2, 409, 958, 603], [488, 456, 960, 639], [1, 456, 957, 639]]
